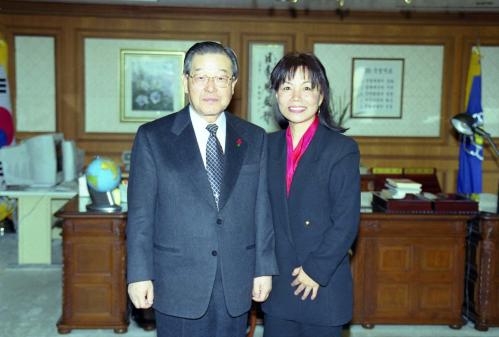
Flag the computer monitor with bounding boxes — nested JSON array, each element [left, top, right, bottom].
[[62, 140, 85, 182], [27, 133, 64, 187], [0, 142, 32, 186], [0, 133, 66, 187]]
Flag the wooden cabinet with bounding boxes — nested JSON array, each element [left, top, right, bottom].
[[56, 198, 129, 334], [53, 198, 481, 332], [464, 213, 499, 331], [351, 213, 468, 328]]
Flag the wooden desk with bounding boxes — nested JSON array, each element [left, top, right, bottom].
[[0, 185, 77, 264], [464, 213, 499, 331], [352, 213, 468, 328], [55, 198, 473, 332], [56, 197, 128, 334]]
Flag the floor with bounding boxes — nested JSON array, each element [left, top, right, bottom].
[[1, 232, 498, 337]]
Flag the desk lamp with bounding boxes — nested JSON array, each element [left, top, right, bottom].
[[451, 113, 499, 157]]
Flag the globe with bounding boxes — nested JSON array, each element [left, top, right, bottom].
[[86, 156, 121, 193]]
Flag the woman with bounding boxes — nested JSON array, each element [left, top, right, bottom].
[[262, 53, 360, 337]]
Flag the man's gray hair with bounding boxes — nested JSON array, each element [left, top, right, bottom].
[[183, 41, 239, 79]]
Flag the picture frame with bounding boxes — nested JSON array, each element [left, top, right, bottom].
[[313, 43, 444, 137], [247, 42, 285, 132], [351, 58, 404, 119], [120, 49, 185, 122]]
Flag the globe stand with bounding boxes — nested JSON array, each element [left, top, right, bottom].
[[86, 187, 122, 213]]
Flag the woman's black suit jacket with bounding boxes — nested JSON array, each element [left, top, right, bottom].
[[262, 124, 360, 326]]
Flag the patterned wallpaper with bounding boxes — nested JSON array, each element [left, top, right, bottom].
[[481, 46, 499, 137], [12, 37, 499, 138], [314, 43, 444, 137], [14, 36, 55, 132], [84, 38, 199, 133]]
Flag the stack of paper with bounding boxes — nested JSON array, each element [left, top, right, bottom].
[[382, 178, 422, 199]]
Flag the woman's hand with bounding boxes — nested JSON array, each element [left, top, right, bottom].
[[291, 266, 319, 300]]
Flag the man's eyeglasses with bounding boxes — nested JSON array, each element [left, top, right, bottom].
[[188, 74, 234, 88]]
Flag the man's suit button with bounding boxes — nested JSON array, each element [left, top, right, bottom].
[[211, 250, 218, 256], [216, 219, 223, 225]]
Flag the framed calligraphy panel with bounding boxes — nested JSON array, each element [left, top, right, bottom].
[[247, 42, 285, 132], [351, 58, 404, 119]]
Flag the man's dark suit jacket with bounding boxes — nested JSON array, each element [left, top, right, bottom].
[[126, 106, 278, 319], [262, 124, 360, 326]]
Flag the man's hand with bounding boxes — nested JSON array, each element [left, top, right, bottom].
[[291, 266, 319, 301], [128, 280, 154, 309], [252, 276, 272, 302]]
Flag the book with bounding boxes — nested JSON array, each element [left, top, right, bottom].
[[382, 186, 422, 199], [371, 167, 403, 174], [384, 184, 422, 193], [385, 178, 422, 189], [381, 188, 408, 199], [403, 167, 435, 175]]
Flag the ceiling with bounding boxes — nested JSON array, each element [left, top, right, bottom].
[[21, 0, 499, 12]]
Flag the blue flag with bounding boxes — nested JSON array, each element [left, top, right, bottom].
[[457, 47, 483, 195]]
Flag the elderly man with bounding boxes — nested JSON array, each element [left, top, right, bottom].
[[127, 41, 278, 337]]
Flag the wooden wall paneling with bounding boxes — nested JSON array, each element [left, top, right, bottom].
[[305, 32, 455, 145], [483, 168, 499, 195], [445, 32, 466, 186], [60, 23, 78, 142], [3, 25, 63, 141], [306, 38, 451, 186], [2, 0, 499, 24], [442, 169, 456, 194], [74, 26, 230, 161], [75, 28, 134, 163], [1, 4, 498, 184], [227, 29, 243, 118], [303, 29, 470, 193], [75, 26, 231, 140]]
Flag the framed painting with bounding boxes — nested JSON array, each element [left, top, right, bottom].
[[120, 49, 185, 122]]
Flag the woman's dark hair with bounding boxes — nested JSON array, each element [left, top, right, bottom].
[[270, 52, 344, 132], [183, 41, 239, 79]]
